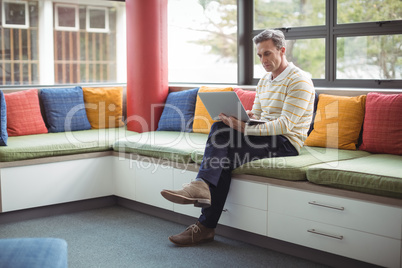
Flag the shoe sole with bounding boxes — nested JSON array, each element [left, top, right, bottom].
[[168, 236, 214, 247], [161, 190, 211, 208]]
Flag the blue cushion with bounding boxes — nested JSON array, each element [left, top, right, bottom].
[[40, 87, 92, 132], [0, 91, 7, 146], [0, 238, 68, 268], [157, 88, 199, 132]]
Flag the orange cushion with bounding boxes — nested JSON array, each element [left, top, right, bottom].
[[192, 86, 233, 134], [82, 87, 124, 129], [304, 94, 366, 150], [4, 89, 48, 136]]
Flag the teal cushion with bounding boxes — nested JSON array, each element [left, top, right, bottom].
[[307, 154, 402, 199], [0, 91, 7, 146], [157, 88, 199, 132], [0, 128, 138, 162], [114, 131, 208, 163]]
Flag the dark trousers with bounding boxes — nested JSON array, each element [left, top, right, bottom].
[[197, 122, 298, 228]]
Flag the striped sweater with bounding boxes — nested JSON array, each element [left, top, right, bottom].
[[244, 63, 315, 153]]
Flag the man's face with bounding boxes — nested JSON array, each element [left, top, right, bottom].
[[256, 39, 285, 74]]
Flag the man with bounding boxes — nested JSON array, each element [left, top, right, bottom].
[[161, 29, 315, 246]]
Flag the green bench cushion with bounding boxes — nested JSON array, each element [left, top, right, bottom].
[[0, 128, 137, 162], [232, 146, 371, 181], [192, 145, 371, 181], [113, 131, 208, 163], [307, 154, 402, 199]]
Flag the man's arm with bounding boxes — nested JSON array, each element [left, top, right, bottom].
[[244, 79, 315, 137], [219, 113, 246, 133]]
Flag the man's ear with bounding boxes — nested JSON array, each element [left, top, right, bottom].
[[280, 46, 286, 55]]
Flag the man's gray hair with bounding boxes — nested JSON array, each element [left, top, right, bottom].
[[253, 29, 286, 50]]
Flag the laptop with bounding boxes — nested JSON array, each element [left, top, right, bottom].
[[197, 91, 265, 124]]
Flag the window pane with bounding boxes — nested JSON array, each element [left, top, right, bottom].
[[254, 38, 325, 79], [168, 0, 237, 83], [337, 35, 402, 80], [89, 9, 106, 29], [4, 2, 27, 26], [337, 0, 402, 24], [57, 5, 77, 28], [254, 0, 325, 29]]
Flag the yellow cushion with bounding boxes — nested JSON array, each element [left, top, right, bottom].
[[192, 86, 233, 134], [304, 94, 366, 150], [82, 87, 125, 129]]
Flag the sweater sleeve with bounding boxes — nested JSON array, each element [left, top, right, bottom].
[[244, 79, 314, 136]]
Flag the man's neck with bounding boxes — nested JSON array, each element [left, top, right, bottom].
[[271, 60, 289, 80]]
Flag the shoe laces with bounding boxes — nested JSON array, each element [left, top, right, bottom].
[[181, 178, 196, 188], [186, 224, 201, 242]]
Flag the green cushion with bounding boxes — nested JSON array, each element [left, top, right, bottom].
[[232, 146, 371, 181], [0, 128, 138, 162], [113, 131, 208, 163], [307, 154, 402, 199]]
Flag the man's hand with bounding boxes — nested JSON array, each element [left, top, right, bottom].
[[246, 110, 257, 119], [219, 113, 246, 133]]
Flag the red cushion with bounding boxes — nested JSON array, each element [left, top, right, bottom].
[[359, 92, 402, 155], [4, 89, 48, 136], [234, 88, 256, 111]]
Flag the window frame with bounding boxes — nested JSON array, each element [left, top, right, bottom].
[[239, 0, 402, 89], [86, 6, 109, 33], [1, 0, 30, 29], [54, 3, 79, 32]]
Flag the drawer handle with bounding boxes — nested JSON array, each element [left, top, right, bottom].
[[308, 201, 344, 211], [307, 229, 344, 240]]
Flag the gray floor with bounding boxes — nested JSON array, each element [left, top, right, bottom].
[[0, 206, 329, 268]]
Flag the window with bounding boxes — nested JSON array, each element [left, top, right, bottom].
[[168, 0, 237, 84], [55, 4, 79, 31], [0, 0, 126, 86], [247, 0, 402, 88], [337, 35, 402, 80], [254, 38, 326, 80], [86, 7, 109, 33], [0, 0, 38, 85], [337, 0, 402, 24], [254, 0, 325, 28], [2, 0, 29, 28], [54, 4, 117, 84]]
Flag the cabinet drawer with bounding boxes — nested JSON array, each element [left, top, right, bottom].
[[220, 202, 267, 235], [268, 212, 401, 268], [135, 161, 174, 211], [113, 157, 136, 200], [1, 157, 113, 212], [226, 179, 268, 211], [268, 185, 402, 239]]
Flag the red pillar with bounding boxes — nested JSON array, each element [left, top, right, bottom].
[[126, 0, 168, 132]]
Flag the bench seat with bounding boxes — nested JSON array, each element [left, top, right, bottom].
[[113, 131, 208, 163], [307, 154, 402, 199], [0, 128, 138, 162], [222, 146, 370, 181]]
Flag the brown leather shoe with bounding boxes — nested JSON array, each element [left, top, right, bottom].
[[169, 222, 215, 246], [161, 180, 211, 208]]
